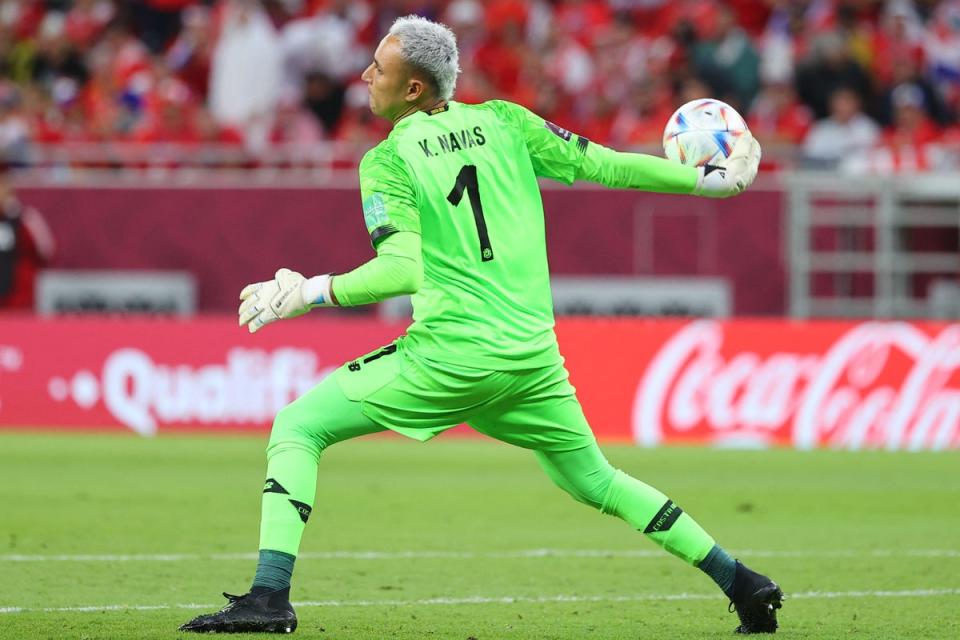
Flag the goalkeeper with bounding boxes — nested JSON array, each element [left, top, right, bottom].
[[181, 15, 781, 636]]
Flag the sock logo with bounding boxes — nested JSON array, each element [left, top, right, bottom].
[[263, 478, 290, 495], [643, 500, 683, 534], [288, 499, 312, 523]]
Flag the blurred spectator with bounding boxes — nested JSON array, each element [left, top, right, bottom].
[[30, 12, 90, 98], [209, 0, 283, 153], [64, 0, 114, 49], [475, 13, 528, 100], [270, 90, 324, 148], [924, 0, 960, 115], [609, 76, 675, 147], [870, 82, 944, 172], [303, 71, 346, 134], [676, 74, 712, 104], [759, 0, 810, 85], [872, 0, 926, 87], [829, 0, 877, 73], [691, 2, 760, 112], [0, 170, 55, 310], [86, 19, 151, 96], [280, 0, 369, 95], [726, 0, 771, 37], [0, 84, 31, 165], [876, 54, 950, 127], [130, 0, 194, 54], [802, 86, 880, 169], [0, 1, 46, 42], [748, 81, 813, 146], [333, 80, 389, 147], [165, 4, 214, 99], [883, 84, 940, 147], [193, 106, 244, 146], [130, 72, 198, 144], [795, 31, 873, 120]]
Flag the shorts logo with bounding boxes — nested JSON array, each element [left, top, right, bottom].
[[347, 344, 397, 373], [544, 121, 573, 142]]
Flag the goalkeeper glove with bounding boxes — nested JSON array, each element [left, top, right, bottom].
[[692, 132, 762, 198], [238, 268, 335, 334]]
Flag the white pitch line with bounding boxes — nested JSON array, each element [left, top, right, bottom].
[[2, 588, 959, 615], [1, 548, 958, 562]]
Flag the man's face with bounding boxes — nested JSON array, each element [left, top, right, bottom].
[[830, 90, 859, 123], [361, 35, 421, 120]]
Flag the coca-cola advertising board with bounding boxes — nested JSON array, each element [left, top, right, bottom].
[[1, 317, 958, 450]]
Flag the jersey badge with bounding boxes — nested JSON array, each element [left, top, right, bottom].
[[362, 193, 389, 230], [544, 121, 573, 141]]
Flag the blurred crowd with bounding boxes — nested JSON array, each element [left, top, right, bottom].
[[3, 0, 960, 172]]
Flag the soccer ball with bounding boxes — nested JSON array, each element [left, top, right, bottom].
[[662, 98, 748, 167]]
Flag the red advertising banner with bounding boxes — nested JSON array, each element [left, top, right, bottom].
[[1, 317, 958, 450], [0, 316, 405, 435]]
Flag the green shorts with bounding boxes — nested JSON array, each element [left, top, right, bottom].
[[332, 337, 596, 452]]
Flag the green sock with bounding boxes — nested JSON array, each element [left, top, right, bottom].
[[258, 447, 318, 555], [698, 544, 737, 597], [601, 470, 716, 565], [252, 549, 296, 591], [253, 445, 319, 592]]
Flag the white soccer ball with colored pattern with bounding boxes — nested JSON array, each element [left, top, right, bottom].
[[662, 98, 749, 167]]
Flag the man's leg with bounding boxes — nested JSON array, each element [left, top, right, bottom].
[[254, 375, 385, 592], [468, 363, 782, 633], [535, 443, 782, 633], [180, 375, 384, 633], [536, 443, 720, 571]]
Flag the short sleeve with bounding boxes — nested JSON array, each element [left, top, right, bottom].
[[487, 100, 590, 185], [358, 144, 421, 246]]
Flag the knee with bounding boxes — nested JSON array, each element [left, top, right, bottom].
[[266, 405, 326, 461], [551, 462, 616, 510]]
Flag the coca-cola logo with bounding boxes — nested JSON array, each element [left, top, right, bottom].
[[633, 321, 960, 451], [49, 347, 333, 435]]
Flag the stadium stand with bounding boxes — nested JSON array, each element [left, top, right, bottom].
[[2, 0, 960, 172]]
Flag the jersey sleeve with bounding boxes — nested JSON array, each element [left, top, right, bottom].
[[576, 144, 698, 194], [331, 231, 422, 306], [487, 100, 588, 185], [358, 143, 421, 245]]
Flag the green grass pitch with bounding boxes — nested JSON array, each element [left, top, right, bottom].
[[1, 431, 958, 639]]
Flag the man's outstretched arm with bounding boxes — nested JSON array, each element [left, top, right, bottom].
[[575, 134, 762, 198], [488, 100, 761, 198], [238, 231, 422, 334]]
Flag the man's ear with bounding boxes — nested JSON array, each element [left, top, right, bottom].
[[406, 78, 425, 102]]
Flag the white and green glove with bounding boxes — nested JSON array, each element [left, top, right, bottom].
[[692, 132, 762, 198], [238, 268, 335, 334]]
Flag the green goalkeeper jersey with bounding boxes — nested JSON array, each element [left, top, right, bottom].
[[358, 100, 594, 369]]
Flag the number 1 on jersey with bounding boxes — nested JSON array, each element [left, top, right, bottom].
[[447, 164, 494, 262]]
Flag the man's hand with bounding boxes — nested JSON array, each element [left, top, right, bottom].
[[238, 268, 311, 334], [692, 132, 762, 198]]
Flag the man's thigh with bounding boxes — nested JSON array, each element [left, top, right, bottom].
[[333, 340, 497, 442], [467, 363, 597, 452], [270, 373, 386, 452]]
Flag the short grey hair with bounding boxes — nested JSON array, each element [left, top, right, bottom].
[[388, 15, 460, 101]]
